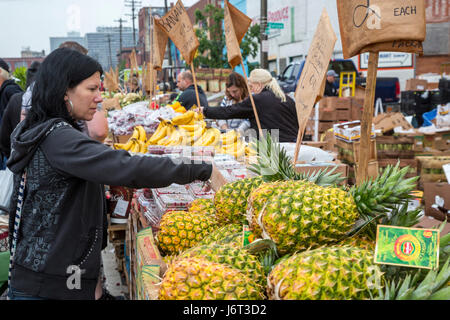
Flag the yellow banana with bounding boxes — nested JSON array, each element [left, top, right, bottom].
[[194, 110, 204, 121], [130, 139, 141, 153], [139, 140, 148, 153], [157, 125, 175, 146], [193, 128, 214, 147], [221, 130, 239, 145], [174, 106, 186, 113], [165, 129, 183, 146], [136, 126, 147, 142], [171, 111, 195, 126], [149, 124, 168, 145], [131, 127, 140, 141], [178, 121, 206, 132]]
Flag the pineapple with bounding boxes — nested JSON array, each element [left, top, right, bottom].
[[214, 177, 264, 225], [156, 211, 217, 255], [188, 198, 217, 220], [159, 257, 265, 300], [247, 164, 418, 255], [177, 243, 266, 286], [267, 246, 383, 300], [196, 224, 243, 247]]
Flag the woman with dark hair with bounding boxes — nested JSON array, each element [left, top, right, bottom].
[[6, 48, 214, 300], [217, 72, 250, 133]]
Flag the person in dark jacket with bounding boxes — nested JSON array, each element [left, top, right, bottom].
[[0, 61, 40, 160], [0, 58, 23, 121], [6, 48, 215, 300], [324, 69, 339, 97], [202, 69, 299, 143], [175, 71, 208, 110]]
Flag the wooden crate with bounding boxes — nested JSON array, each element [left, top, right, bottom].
[[376, 135, 415, 159], [335, 138, 377, 165], [416, 156, 450, 188], [348, 161, 379, 185], [378, 158, 419, 180]]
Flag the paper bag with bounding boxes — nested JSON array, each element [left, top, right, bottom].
[[152, 22, 168, 71], [224, 0, 252, 68], [337, 0, 426, 58], [155, 0, 199, 65]]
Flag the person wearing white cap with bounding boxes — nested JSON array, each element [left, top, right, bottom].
[[324, 69, 339, 97], [202, 68, 299, 142]]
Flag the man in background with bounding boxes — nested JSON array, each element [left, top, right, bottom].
[[175, 70, 208, 110], [324, 69, 339, 97]]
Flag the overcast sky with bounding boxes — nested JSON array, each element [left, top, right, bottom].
[[0, 0, 198, 57]]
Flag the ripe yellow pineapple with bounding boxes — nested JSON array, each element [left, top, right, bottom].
[[156, 211, 217, 255]]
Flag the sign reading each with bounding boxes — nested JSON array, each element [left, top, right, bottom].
[[294, 8, 337, 144], [336, 0, 426, 59], [224, 0, 252, 68], [374, 225, 440, 270], [155, 0, 199, 65]]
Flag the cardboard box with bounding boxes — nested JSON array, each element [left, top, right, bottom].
[[351, 98, 364, 121], [334, 121, 376, 142], [417, 156, 450, 187], [405, 78, 428, 91], [413, 216, 450, 235], [294, 163, 349, 185], [335, 138, 377, 164], [373, 113, 413, 133], [423, 130, 450, 151], [423, 183, 450, 222]]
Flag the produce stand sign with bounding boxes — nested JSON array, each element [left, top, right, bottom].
[[375, 225, 440, 270]]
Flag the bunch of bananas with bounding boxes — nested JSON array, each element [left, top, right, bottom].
[[167, 101, 186, 114], [113, 126, 150, 153], [147, 110, 222, 148], [216, 130, 246, 159]]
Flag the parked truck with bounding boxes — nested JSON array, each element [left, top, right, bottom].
[[278, 59, 401, 104]]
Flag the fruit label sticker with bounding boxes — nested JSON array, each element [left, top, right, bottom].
[[242, 225, 255, 247], [374, 225, 440, 270]]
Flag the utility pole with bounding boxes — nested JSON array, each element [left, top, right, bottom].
[[125, 0, 142, 49], [107, 34, 113, 70], [260, 0, 268, 69], [114, 17, 128, 56]]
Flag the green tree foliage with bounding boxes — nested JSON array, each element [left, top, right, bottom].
[[12, 66, 27, 91], [193, 4, 260, 68]]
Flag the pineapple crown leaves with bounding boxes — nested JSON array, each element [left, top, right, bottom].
[[349, 162, 419, 220], [374, 257, 450, 300], [248, 132, 345, 186]]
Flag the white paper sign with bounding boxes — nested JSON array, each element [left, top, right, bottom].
[[113, 199, 129, 217]]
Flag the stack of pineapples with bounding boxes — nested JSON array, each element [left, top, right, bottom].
[[154, 134, 450, 300]]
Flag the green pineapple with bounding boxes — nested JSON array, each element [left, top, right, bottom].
[[196, 224, 243, 247], [159, 257, 265, 300], [214, 177, 264, 225], [267, 246, 383, 300], [177, 243, 266, 286]]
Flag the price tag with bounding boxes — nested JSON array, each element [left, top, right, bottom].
[[374, 225, 440, 270], [113, 199, 129, 217]]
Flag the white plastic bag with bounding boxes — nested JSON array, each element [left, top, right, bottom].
[[0, 168, 13, 213]]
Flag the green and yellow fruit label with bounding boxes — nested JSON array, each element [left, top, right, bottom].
[[374, 225, 439, 270], [242, 225, 255, 247]]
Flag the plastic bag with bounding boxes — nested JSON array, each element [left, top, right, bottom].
[[0, 168, 13, 214]]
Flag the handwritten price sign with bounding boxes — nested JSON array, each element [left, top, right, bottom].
[[294, 8, 337, 145], [155, 0, 199, 65], [337, 0, 426, 59]]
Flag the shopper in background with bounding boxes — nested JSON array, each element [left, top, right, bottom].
[[202, 68, 299, 142], [324, 69, 339, 97], [0, 58, 23, 170], [217, 72, 251, 134], [175, 70, 208, 110], [6, 48, 215, 300], [0, 61, 41, 161]]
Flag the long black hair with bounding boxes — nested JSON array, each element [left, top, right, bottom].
[[25, 48, 103, 130]]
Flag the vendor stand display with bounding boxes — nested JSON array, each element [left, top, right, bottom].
[[49, 0, 447, 301]]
